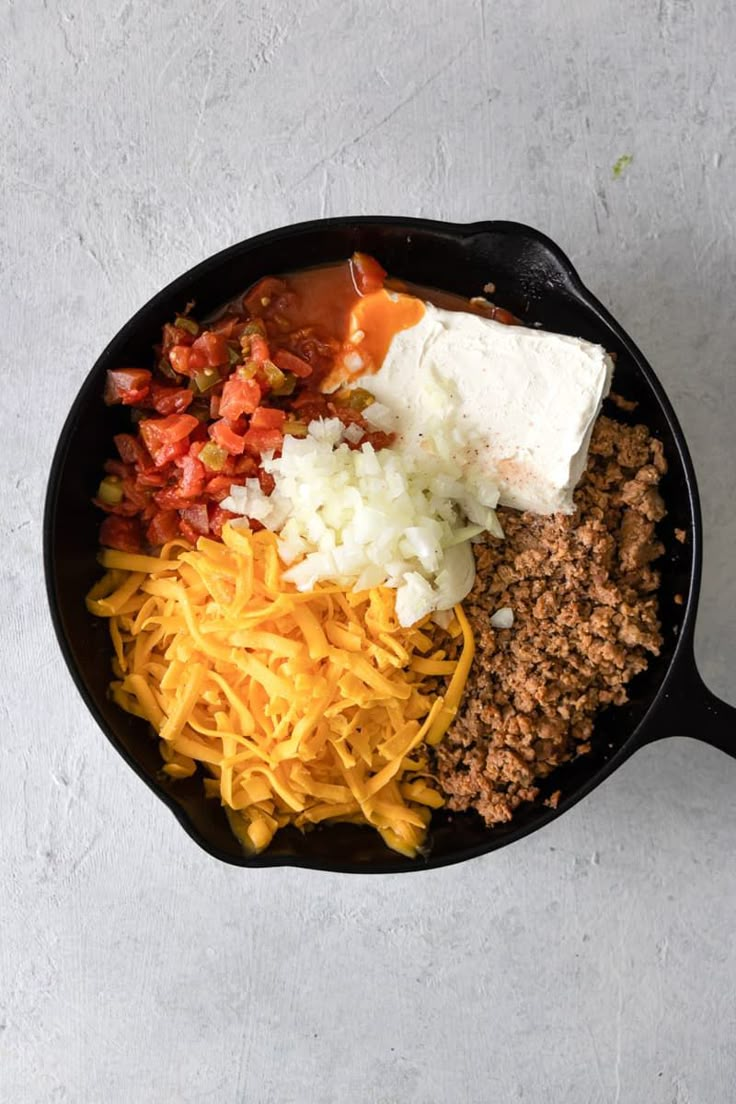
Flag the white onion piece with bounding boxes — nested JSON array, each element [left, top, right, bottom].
[[490, 607, 514, 629], [223, 418, 503, 627]]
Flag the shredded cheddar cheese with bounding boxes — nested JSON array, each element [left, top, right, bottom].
[[87, 525, 474, 858]]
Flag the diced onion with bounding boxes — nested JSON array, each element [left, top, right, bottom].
[[490, 607, 514, 629], [223, 418, 503, 627], [343, 423, 364, 445]]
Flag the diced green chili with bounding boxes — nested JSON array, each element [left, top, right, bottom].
[[243, 319, 267, 337], [282, 420, 308, 437], [262, 360, 286, 389], [189, 400, 211, 422], [158, 355, 179, 380], [273, 372, 297, 396], [194, 367, 220, 393], [199, 442, 228, 471], [175, 315, 199, 336], [236, 360, 258, 380], [97, 476, 124, 505], [227, 343, 241, 367], [336, 386, 374, 411]]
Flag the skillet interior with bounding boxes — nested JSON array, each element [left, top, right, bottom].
[[45, 218, 697, 872]]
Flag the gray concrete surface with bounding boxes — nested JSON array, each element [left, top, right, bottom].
[[2, 1, 735, 1101]]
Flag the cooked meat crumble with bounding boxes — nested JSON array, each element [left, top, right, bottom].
[[435, 415, 667, 826]]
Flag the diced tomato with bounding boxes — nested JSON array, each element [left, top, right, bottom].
[[135, 468, 168, 488], [175, 453, 206, 498], [232, 455, 258, 476], [250, 406, 286, 431], [114, 433, 152, 469], [249, 334, 270, 364], [272, 348, 312, 378], [104, 369, 152, 406], [118, 476, 150, 512], [169, 345, 193, 376], [149, 382, 193, 416], [242, 426, 283, 457], [170, 346, 208, 377], [178, 519, 200, 545], [161, 322, 196, 353], [332, 405, 365, 428], [152, 436, 188, 468], [146, 510, 180, 546], [210, 314, 239, 338], [189, 421, 209, 445], [99, 515, 141, 552], [350, 252, 386, 295], [361, 429, 395, 451], [180, 503, 209, 535], [209, 505, 236, 539], [191, 330, 229, 368], [92, 493, 139, 517], [210, 419, 246, 455], [153, 486, 195, 511], [258, 470, 276, 496], [205, 474, 237, 502], [139, 414, 199, 467], [219, 378, 262, 420], [290, 392, 331, 421], [103, 458, 132, 480], [225, 415, 248, 435]]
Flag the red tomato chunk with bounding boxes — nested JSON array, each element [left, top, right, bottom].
[[192, 330, 229, 367], [210, 420, 246, 456], [180, 503, 210, 535], [272, 349, 312, 378], [139, 414, 199, 466], [146, 510, 180, 546], [175, 453, 206, 497], [149, 382, 193, 415], [99, 515, 142, 552], [104, 369, 151, 406], [251, 407, 286, 431], [219, 378, 262, 420], [243, 426, 283, 456]]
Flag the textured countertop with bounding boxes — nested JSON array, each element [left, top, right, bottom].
[[2, 2, 735, 1101]]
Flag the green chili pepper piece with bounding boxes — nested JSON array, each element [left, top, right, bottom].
[[97, 477, 124, 505]]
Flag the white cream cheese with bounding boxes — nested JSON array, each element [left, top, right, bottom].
[[357, 303, 614, 515]]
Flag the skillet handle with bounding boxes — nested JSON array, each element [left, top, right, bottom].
[[645, 652, 736, 759]]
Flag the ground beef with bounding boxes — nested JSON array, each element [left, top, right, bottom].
[[608, 390, 638, 412], [435, 415, 666, 826]]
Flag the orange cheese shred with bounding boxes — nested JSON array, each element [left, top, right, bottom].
[[88, 525, 474, 858]]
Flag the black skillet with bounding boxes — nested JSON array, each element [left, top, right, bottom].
[[43, 217, 736, 874]]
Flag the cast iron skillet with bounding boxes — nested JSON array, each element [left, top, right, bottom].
[[44, 217, 736, 874]]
